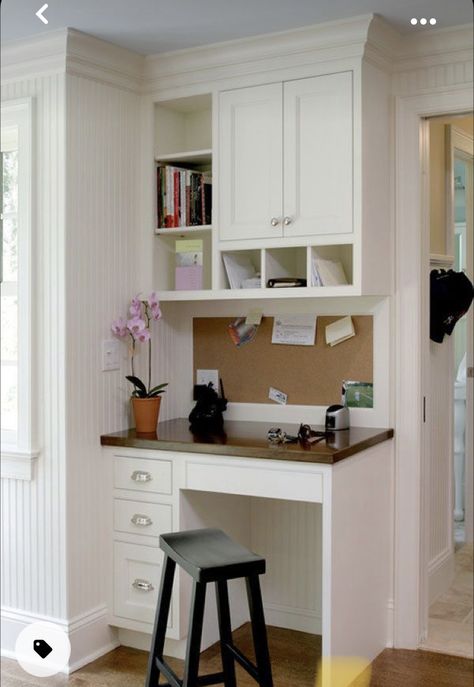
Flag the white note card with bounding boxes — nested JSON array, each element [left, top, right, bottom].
[[325, 316, 355, 346], [271, 314, 317, 346], [268, 387, 288, 405]]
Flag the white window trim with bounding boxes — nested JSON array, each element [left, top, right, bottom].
[[1, 97, 37, 480]]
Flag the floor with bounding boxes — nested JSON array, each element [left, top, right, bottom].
[[1, 624, 473, 687], [421, 543, 473, 658]]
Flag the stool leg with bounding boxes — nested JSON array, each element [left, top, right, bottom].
[[215, 580, 237, 687], [246, 575, 274, 687], [145, 555, 176, 687], [182, 581, 206, 687]]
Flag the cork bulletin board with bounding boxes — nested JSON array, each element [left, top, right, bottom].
[[193, 316, 373, 406]]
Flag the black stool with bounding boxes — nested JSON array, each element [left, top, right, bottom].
[[145, 528, 273, 687]]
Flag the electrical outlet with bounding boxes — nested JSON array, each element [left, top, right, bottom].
[[102, 339, 120, 371], [196, 369, 219, 389]]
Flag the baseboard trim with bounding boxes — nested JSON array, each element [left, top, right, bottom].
[[264, 603, 321, 635], [428, 548, 455, 604], [1, 605, 119, 674], [118, 628, 187, 660]]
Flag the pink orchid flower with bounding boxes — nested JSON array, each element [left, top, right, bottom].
[[111, 317, 128, 338], [136, 328, 151, 343], [127, 317, 146, 337], [129, 296, 142, 318], [150, 303, 162, 321]]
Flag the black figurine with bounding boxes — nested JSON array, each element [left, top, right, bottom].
[[189, 379, 227, 434]]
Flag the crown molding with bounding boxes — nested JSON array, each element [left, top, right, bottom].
[[143, 14, 376, 94], [394, 24, 474, 73], [65, 29, 144, 92], [1, 28, 144, 92], [1, 29, 68, 84]]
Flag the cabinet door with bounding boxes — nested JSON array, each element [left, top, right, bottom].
[[283, 72, 353, 237], [219, 83, 283, 241]]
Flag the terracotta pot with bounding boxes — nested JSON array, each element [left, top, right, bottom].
[[131, 396, 161, 434]]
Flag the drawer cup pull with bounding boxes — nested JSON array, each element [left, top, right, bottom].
[[131, 470, 152, 483], [132, 578, 154, 592], [131, 514, 153, 527]]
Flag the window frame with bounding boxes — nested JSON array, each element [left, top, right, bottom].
[[1, 97, 37, 477]]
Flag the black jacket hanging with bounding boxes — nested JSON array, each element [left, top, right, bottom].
[[430, 269, 474, 343]]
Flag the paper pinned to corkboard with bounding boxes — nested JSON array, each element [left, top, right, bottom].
[[193, 316, 373, 406]]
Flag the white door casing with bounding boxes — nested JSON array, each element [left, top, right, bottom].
[[394, 89, 473, 650]]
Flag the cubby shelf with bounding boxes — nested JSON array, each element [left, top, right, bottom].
[[155, 149, 212, 166], [154, 285, 356, 301], [155, 225, 212, 236]]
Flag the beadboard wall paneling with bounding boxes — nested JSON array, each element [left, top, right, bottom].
[[1, 73, 67, 619], [250, 499, 322, 633], [65, 73, 142, 618], [427, 338, 454, 600]]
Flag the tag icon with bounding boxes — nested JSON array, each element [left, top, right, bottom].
[[33, 639, 53, 659]]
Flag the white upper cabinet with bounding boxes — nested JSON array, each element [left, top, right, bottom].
[[219, 72, 353, 243], [283, 72, 353, 238], [219, 83, 283, 241]]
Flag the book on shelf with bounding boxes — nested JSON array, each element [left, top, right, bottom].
[[157, 164, 212, 229], [175, 239, 203, 290]]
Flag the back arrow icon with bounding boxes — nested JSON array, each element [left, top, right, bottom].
[[36, 4, 49, 25]]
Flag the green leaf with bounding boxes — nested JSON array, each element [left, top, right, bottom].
[[126, 375, 147, 394], [148, 383, 169, 395]]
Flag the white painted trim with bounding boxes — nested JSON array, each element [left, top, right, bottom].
[[1, 605, 119, 673], [394, 86, 473, 650], [1, 28, 143, 93], [1, 448, 39, 480], [1, 97, 35, 456], [429, 254, 455, 267]]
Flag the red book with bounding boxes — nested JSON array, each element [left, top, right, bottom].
[[174, 170, 179, 228]]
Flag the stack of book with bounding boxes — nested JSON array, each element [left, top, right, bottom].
[[157, 164, 212, 229]]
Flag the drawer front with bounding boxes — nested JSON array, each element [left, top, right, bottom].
[[114, 498, 172, 539], [114, 541, 172, 626], [114, 455, 172, 495]]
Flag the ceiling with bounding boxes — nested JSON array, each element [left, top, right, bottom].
[[1, 0, 472, 55]]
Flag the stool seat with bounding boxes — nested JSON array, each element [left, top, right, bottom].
[[146, 528, 273, 687], [160, 528, 266, 583]]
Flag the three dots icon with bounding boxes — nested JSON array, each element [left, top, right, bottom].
[[410, 17, 437, 26]]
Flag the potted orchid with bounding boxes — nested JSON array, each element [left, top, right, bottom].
[[111, 292, 168, 433]]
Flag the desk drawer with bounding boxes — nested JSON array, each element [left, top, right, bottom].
[[114, 541, 172, 626], [114, 455, 172, 495], [114, 498, 172, 539]]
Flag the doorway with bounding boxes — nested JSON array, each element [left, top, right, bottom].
[[422, 113, 473, 658]]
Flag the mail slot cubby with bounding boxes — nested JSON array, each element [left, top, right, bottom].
[[220, 249, 262, 290], [310, 244, 353, 287], [264, 247, 307, 288]]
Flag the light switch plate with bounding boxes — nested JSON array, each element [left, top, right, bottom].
[[102, 339, 120, 371], [196, 369, 219, 389]]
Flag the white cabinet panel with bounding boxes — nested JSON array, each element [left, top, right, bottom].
[[114, 498, 172, 539], [114, 541, 172, 626], [219, 83, 283, 241], [113, 455, 172, 494], [283, 72, 353, 237]]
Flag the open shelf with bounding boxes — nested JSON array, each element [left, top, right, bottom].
[[153, 231, 212, 292], [155, 225, 212, 236], [155, 95, 212, 158], [155, 149, 212, 167], [310, 244, 353, 287]]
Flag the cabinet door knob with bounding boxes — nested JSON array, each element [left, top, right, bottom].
[[132, 578, 154, 592], [131, 514, 153, 527], [131, 470, 152, 482], [270, 217, 280, 227], [283, 216, 292, 226]]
